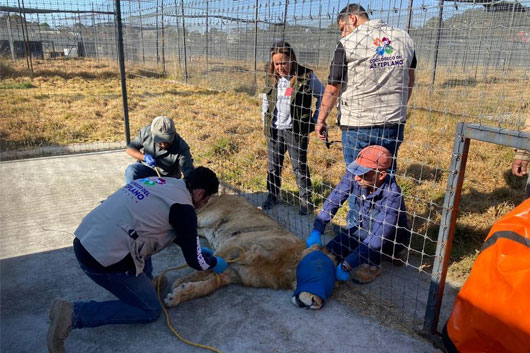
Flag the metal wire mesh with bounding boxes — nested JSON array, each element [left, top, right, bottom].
[[1, 0, 529, 339]]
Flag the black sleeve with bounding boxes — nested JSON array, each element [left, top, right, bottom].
[[327, 42, 347, 85], [169, 203, 217, 271], [410, 52, 417, 69]]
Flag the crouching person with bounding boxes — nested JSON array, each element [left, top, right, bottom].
[[125, 116, 195, 184], [47, 167, 227, 353], [306, 145, 410, 284]]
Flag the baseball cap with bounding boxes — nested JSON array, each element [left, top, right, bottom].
[[150, 116, 176, 143], [346, 145, 392, 176]]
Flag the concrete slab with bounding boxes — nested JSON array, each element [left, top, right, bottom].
[[1, 151, 443, 353]]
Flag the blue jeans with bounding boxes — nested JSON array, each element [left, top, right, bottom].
[[72, 250, 161, 329], [325, 227, 381, 268], [342, 124, 405, 228], [125, 163, 157, 184]]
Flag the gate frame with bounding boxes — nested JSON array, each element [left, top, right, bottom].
[[423, 122, 530, 339]]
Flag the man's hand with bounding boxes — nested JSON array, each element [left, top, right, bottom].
[[315, 83, 341, 142], [306, 230, 322, 248], [212, 257, 228, 274], [315, 122, 327, 141], [512, 159, 528, 177], [143, 154, 156, 168], [336, 262, 351, 281]]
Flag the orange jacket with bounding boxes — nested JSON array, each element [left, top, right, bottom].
[[444, 198, 530, 353]]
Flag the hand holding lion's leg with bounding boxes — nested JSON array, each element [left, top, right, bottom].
[[164, 269, 235, 307]]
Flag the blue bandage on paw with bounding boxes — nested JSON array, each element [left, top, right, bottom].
[[293, 250, 336, 308]]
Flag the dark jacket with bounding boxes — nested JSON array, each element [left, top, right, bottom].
[[263, 64, 315, 138], [314, 173, 410, 252], [128, 125, 194, 178]]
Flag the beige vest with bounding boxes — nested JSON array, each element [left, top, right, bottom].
[[339, 19, 415, 127], [75, 177, 193, 275]]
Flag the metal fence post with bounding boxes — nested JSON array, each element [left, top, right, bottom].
[[91, 3, 99, 61], [406, 0, 414, 33], [161, 0, 166, 73], [115, 0, 131, 145], [430, 0, 444, 90], [423, 122, 469, 335], [206, 0, 209, 72], [504, 3, 517, 73], [180, 0, 188, 83], [138, 0, 145, 64], [18, 0, 33, 75], [282, 0, 289, 41], [156, 0, 160, 64], [174, 0, 181, 67], [253, 0, 258, 86]]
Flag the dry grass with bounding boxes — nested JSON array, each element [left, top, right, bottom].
[[1, 58, 528, 286]]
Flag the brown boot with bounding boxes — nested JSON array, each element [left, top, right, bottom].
[[351, 264, 382, 284], [47, 300, 73, 353]]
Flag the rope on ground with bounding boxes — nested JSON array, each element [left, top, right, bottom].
[[155, 246, 246, 353]]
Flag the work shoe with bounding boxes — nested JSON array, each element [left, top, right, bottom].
[[261, 194, 279, 210], [47, 300, 73, 353], [299, 200, 314, 215], [351, 264, 382, 284]]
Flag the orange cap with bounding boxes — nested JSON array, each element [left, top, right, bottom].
[[346, 145, 392, 175]]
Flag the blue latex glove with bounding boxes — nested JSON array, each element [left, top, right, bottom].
[[306, 230, 322, 248], [143, 154, 156, 168], [201, 247, 214, 257], [336, 263, 351, 281], [212, 256, 228, 274]]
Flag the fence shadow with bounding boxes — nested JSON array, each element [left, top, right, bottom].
[[410, 168, 527, 264], [403, 163, 444, 183]]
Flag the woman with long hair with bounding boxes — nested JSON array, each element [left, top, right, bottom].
[[261, 41, 324, 215]]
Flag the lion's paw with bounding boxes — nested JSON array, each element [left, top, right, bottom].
[[164, 290, 181, 307]]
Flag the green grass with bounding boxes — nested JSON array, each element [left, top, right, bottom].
[[0, 81, 35, 89], [1, 58, 528, 286]]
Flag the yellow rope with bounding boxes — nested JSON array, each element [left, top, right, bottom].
[[155, 246, 246, 353]]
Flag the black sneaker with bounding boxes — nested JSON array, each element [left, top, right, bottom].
[[299, 200, 314, 215], [262, 194, 279, 210]]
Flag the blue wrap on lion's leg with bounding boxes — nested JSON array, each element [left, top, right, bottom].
[[292, 250, 336, 309]]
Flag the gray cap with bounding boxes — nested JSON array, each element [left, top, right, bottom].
[[150, 116, 176, 143]]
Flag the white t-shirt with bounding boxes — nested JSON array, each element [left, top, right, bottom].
[[274, 76, 293, 130], [261, 73, 324, 130]]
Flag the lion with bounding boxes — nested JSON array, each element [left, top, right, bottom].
[[164, 194, 337, 310]]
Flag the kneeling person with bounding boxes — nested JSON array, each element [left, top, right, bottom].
[[307, 145, 409, 284], [47, 167, 227, 353], [125, 116, 194, 184]]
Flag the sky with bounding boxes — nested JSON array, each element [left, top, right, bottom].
[[3, 0, 528, 31]]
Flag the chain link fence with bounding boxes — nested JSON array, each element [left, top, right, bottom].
[[1, 0, 529, 342]]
